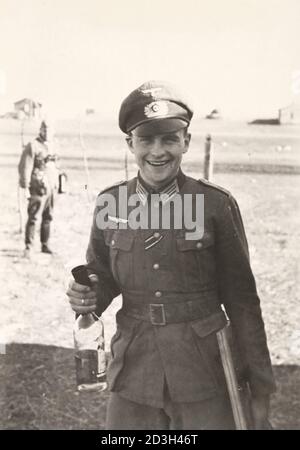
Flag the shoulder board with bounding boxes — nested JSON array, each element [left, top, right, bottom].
[[197, 178, 231, 197], [99, 179, 127, 195]]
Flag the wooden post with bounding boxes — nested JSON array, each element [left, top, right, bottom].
[[124, 148, 129, 181], [79, 116, 91, 202], [203, 134, 214, 181], [18, 119, 26, 234], [17, 186, 24, 234]]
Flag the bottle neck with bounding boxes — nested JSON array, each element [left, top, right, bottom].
[[78, 313, 97, 328]]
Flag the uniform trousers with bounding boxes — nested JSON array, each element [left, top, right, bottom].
[[106, 384, 235, 430], [25, 193, 54, 246]]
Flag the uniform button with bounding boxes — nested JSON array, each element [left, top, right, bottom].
[[155, 291, 162, 298], [153, 232, 160, 238], [196, 242, 203, 249], [153, 263, 159, 270], [111, 239, 115, 246]]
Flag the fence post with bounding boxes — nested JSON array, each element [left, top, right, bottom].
[[17, 119, 26, 234], [124, 148, 129, 181], [203, 134, 214, 181], [78, 116, 91, 202]]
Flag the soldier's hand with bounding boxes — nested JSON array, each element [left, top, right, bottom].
[[66, 278, 98, 314], [21, 187, 31, 200], [251, 394, 271, 430]]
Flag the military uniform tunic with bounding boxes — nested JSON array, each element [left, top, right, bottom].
[[86, 170, 276, 408], [18, 137, 58, 247]]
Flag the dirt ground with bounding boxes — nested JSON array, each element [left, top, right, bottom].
[[0, 119, 299, 429]]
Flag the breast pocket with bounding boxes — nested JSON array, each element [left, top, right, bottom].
[[104, 230, 135, 288], [176, 231, 217, 289]]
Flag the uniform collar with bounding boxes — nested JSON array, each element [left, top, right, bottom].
[[136, 169, 186, 205], [36, 136, 46, 144]]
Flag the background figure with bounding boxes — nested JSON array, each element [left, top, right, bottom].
[[18, 120, 59, 257]]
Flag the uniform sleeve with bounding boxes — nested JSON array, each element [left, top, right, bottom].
[[215, 194, 276, 396], [18, 143, 34, 188], [86, 201, 121, 316]]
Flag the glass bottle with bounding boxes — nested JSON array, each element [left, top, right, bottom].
[[72, 265, 107, 392]]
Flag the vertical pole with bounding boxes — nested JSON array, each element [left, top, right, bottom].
[[79, 116, 91, 203], [203, 133, 249, 429], [18, 119, 26, 234], [17, 186, 24, 234], [217, 324, 249, 430], [203, 134, 213, 181], [124, 148, 129, 181]]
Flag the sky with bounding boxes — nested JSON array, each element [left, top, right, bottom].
[[0, 0, 300, 120]]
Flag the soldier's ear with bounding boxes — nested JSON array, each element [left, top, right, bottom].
[[183, 132, 191, 153], [125, 135, 134, 154]]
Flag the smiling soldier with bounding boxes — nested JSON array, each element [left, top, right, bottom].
[[67, 80, 276, 430]]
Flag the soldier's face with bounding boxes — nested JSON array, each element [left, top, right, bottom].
[[39, 124, 54, 142], [126, 129, 190, 188]]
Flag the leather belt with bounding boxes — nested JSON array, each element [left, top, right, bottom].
[[122, 298, 220, 326]]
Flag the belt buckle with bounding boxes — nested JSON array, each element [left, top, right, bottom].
[[149, 303, 166, 326]]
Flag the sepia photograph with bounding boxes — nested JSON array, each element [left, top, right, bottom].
[[0, 0, 299, 433]]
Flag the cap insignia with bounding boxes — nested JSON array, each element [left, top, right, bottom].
[[144, 101, 169, 118]]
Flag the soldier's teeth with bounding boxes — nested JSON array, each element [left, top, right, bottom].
[[148, 161, 168, 166]]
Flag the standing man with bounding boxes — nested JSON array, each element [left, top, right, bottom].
[[67, 81, 276, 430], [18, 120, 59, 257]]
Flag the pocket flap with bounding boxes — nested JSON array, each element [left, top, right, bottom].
[[176, 231, 215, 252], [191, 311, 228, 337], [105, 231, 134, 251]]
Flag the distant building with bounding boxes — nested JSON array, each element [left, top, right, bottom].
[[14, 98, 42, 119], [1, 111, 19, 119], [249, 118, 279, 125], [206, 108, 221, 120], [278, 102, 300, 124]]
